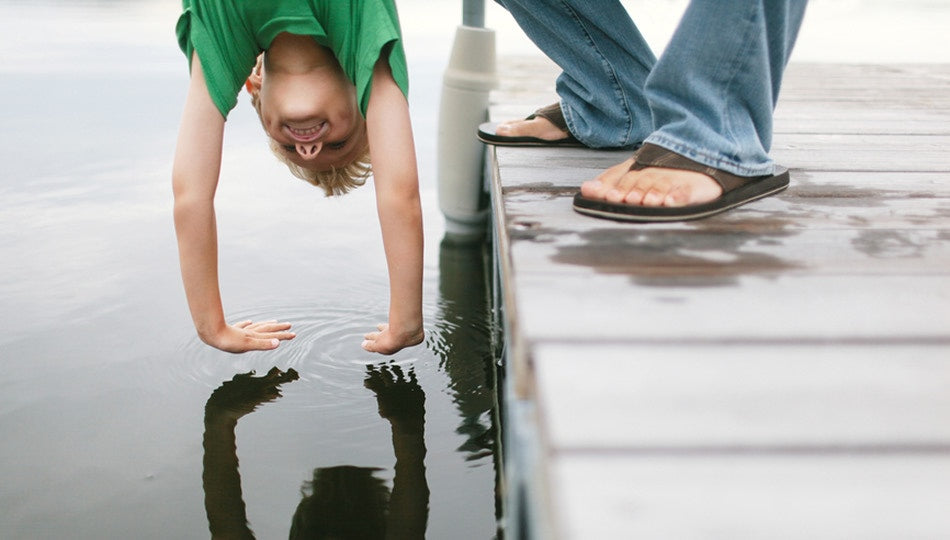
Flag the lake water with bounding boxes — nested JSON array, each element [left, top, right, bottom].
[[2, 1, 948, 538], [0, 1, 501, 538]]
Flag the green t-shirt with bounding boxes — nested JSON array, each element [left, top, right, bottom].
[[176, 0, 409, 118]]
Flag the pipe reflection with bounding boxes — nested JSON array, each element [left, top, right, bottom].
[[434, 233, 505, 538], [433, 234, 498, 463], [201, 365, 429, 539]]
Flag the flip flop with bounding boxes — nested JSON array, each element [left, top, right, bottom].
[[477, 103, 585, 147], [572, 143, 790, 222]]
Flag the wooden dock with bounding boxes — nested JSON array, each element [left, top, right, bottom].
[[487, 58, 950, 539]]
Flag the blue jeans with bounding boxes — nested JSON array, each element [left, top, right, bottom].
[[495, 0, 808, 176]]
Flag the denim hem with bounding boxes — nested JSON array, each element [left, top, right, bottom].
[[644, 134, 775, 177]]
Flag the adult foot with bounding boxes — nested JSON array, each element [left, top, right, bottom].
[[580, 157, 723, 208], [494, 115, 570, 142]]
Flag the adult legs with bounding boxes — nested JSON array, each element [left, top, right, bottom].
[[647, 0, 808, 175], [582, 0, 808, 208], [492, 0, 655, 148]]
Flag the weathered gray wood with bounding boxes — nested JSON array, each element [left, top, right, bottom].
[[491, 134, 950, 173], [502, 192, 950, 231], [534, 343, 950, 449], [493, 59, 950, 102], [511, 273, 950, 342], [506, 225, 950, 278], [489, 61, 950, 540], [550, 455, 950, 540], [492, 62, 950, 135], [773, 103, 950, 135], [771, 134, 950, 172]]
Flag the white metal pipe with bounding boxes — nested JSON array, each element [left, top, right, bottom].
[[437, 24, 497, 236]]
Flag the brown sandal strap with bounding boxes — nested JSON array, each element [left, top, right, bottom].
[[631, 143, 758, 192], [526, 103, 570, 133]]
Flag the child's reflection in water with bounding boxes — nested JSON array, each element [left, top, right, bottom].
[[202, 365, 429, 539]]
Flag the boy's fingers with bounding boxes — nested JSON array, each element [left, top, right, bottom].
[[248, 337, 280, 350], [365, 323, 387, 340], [250, 322, 294, 334], [247, 332, 295, 343], [245, 320, 283, 330]]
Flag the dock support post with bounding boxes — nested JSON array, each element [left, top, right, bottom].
[[437, 1, 497, 237]]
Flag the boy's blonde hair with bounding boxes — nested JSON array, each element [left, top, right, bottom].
[[247, 57, 371, 197]]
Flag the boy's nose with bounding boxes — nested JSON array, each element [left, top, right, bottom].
[[296, 141, 323, 160]]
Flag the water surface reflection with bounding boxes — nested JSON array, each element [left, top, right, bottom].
[[187, 234, 500, 540], [202, 365, 430, 539]]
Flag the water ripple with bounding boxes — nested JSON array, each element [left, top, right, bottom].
[[165, 300, 437, 409]]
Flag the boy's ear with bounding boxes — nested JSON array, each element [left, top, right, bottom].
[[245, 55, 263, 95], [245, 70, 262, 95]]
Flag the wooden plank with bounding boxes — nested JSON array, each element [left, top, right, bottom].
[[493, 102, 950, 136], [493, 60, 950, 96], [490, 62, 950, 137], [511, 273, 950, 342], [533, 343, 950, 449], [500, 180, 950, 230], [773, 105, 950, 135], [778, 64, 950, 105], [771, 134, 950, 172], [505, 225, 950, 278], [549, 454, 950, 540], [492, 148, 950, 194], [489, 134, 950, 173]]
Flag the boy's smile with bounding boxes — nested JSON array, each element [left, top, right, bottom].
[[285, 122, 328, 142], [277, 118, 367, 171], [255, 33, 368, 172]]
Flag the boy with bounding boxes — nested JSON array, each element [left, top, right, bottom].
[[172, 0, 424, 354]]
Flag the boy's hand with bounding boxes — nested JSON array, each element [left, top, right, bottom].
[[203, 320, 296, 354], [364, 364, 425, 431], [362, 323, 424, 355], [206, 367, 300, 421]]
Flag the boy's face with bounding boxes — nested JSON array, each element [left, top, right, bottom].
[[256, 60, 367, 172]]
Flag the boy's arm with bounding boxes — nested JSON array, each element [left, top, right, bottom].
[[173, 52, 295, 353], [362, 58, 425, 355]]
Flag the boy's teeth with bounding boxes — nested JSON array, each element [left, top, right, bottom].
[[290, 123, 324, 135]]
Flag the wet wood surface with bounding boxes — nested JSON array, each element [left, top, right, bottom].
[[488, 59, 950, 539]]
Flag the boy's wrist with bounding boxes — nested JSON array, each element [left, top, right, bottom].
[[387, 315, 425, 346], [196, 319, 228, 346], [388, 310, 423, 334]]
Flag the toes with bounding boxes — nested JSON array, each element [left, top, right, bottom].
[[623, 187, 646, 205], [495, 117, 565, 140], [582, 162, 725, 208], [582, 158, 634, 198], [580, 179, 607, 198], [495, 121, 516, 136], [663, 185, 692, 207], [642, 185, 669, 206]]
